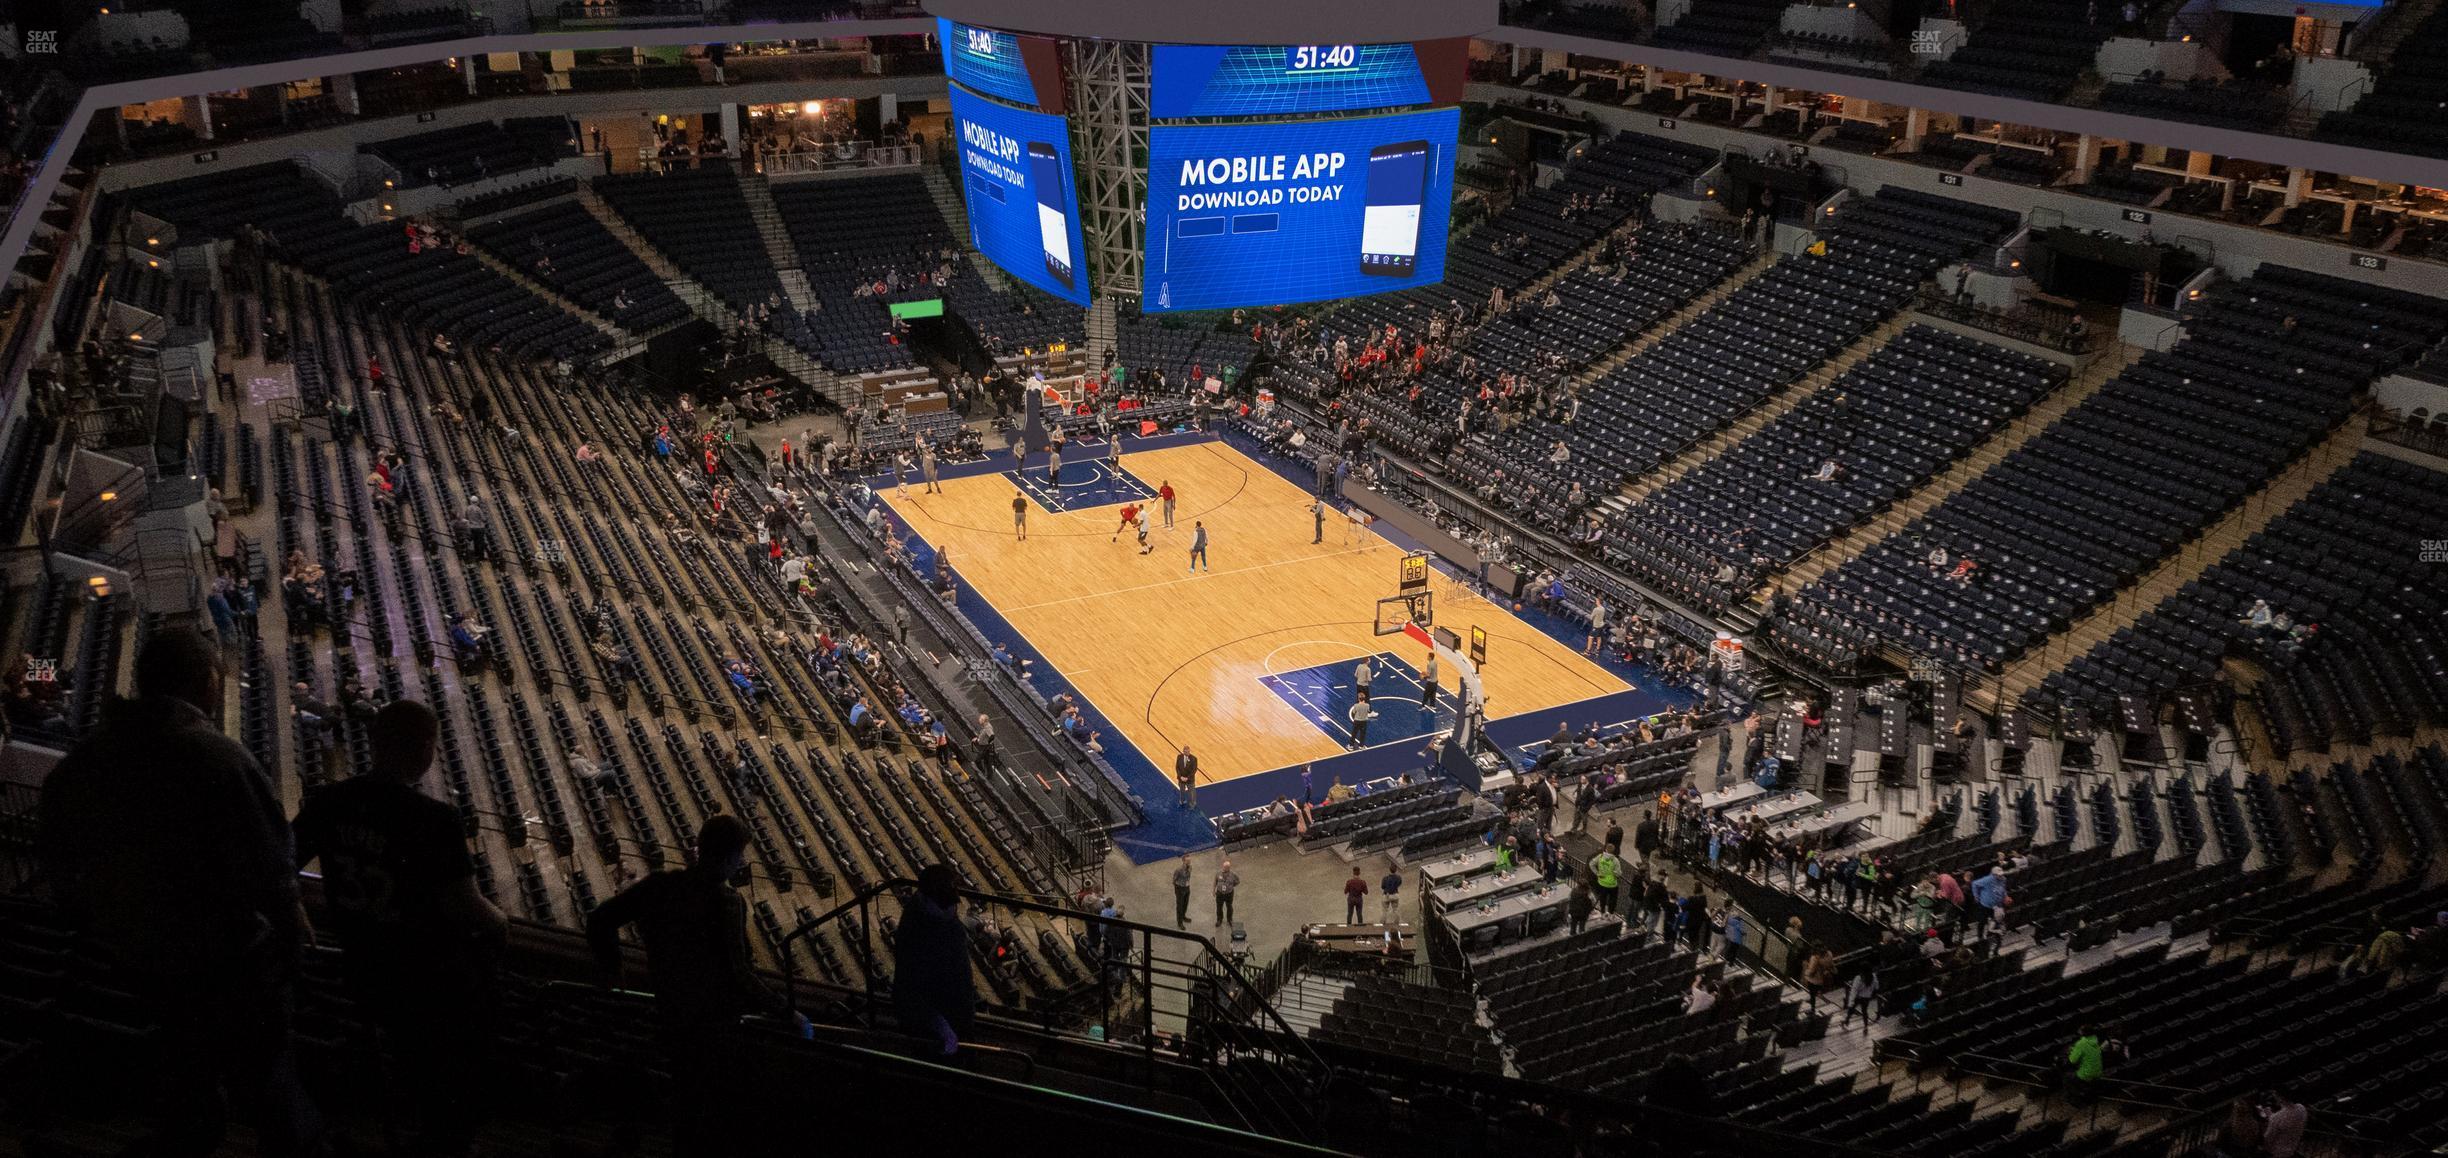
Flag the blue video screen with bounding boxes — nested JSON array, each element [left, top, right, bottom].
[[949, 86, 1091, 306], [1142, 108, 1458, 313], [1151, 43, 1436, 118], [939, 18, 1042, 109]]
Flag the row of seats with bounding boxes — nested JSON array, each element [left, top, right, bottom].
[[1463, 187, 2020, 515], [1608, 325, 2065, 614], [1774, 264, 2448, 674], [1313, 974, 1503, 1075], [364, 117, 576, 188], [2039, 453, 2448, 752], [469, 199, 691, 333], [1652, 0, 1792, 56], [1917, 0, 2113, 102], [2318, 3, 2448, 160]]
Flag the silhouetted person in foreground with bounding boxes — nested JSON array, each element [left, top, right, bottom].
[[1643, 1052, 1718, 1155], [293, 699, 507, 1155], [894, 863, 978, 1057], [37, 627, 318, 1156], [588, 813, 806, 1156]]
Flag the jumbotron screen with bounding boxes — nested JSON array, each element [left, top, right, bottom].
[[1153, 43, 1432, 117], [1142, 107, 1459, 313], [949, 85, 1093, 306]]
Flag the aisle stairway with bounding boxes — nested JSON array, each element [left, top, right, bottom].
[[1994, 411, 2370, 706], [1575, 248, 1779, 387], [574, 182, 851, 405], [736, 169, 817, 315], [1762, 344, 2138, 599], [1618, 313, 1912, 508]]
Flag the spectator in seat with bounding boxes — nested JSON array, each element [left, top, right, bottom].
[[37, 628, 317, 1157], [447, 612, 491, 667], [293, 700, 507, 1156], [588, 814, 809, 1156], [894, 863, 977, 1058]]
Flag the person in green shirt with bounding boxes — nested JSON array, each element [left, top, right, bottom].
[[1494, 836, 1517, 871], [2067, 1025, 2105, 1096], [1590, 849, 1622, 916]]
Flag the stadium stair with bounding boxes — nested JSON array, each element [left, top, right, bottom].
[[574, 182, 851, 406], [2351, 0, 2447, 65], [1619, 312, 1913, 508], [1761, 344, 2138, 602], [1574, 247, 1780, 387], [735, 170, 818, 315], [457, 240, 634, 354], [1993, 410, 2371, 709]]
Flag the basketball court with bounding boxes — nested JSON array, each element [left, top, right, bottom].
[[875, 434, 1640, 825]]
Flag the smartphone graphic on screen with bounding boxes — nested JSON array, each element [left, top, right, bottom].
[[1360, 139, 1430, 278], [1026, 142, 1074, 290]]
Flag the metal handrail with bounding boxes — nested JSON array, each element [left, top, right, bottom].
[[774, 876, 1338, 1143]]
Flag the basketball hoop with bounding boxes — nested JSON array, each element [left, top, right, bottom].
[[1373, 591, 1432, 637]]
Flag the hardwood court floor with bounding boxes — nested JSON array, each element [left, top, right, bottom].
[[882, 439, 1627, 784]]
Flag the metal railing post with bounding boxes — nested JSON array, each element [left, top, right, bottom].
[[1140, 928, 1158, 1084]]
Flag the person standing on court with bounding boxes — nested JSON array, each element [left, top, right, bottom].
[[919, 438, 940, 494], [292, 700, 508, 1156], [1172, 855, 1194, 929], [1343, 868, 1369, 924], [1213, 859, 1240, 928], [1159, 480, 1177, 528], [1011, 491, 1028, 541], [1355, 659, 1374, 700], [1421, 649, 1439, 710], [1311, 499, 1327, 544], [1175, 746, 1199, 809], [1046, 441, 1064, 489], [1188, 520, 1209, 573], [1584, 596, 1608, 657], [1349, 697, 1376, 748]]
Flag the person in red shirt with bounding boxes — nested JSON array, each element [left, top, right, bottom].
[[1112, 502, 1140, 543], [367, 356, 384, 387], [1158, 482, 1178, 529], [1343, 868, 1370, 924]]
